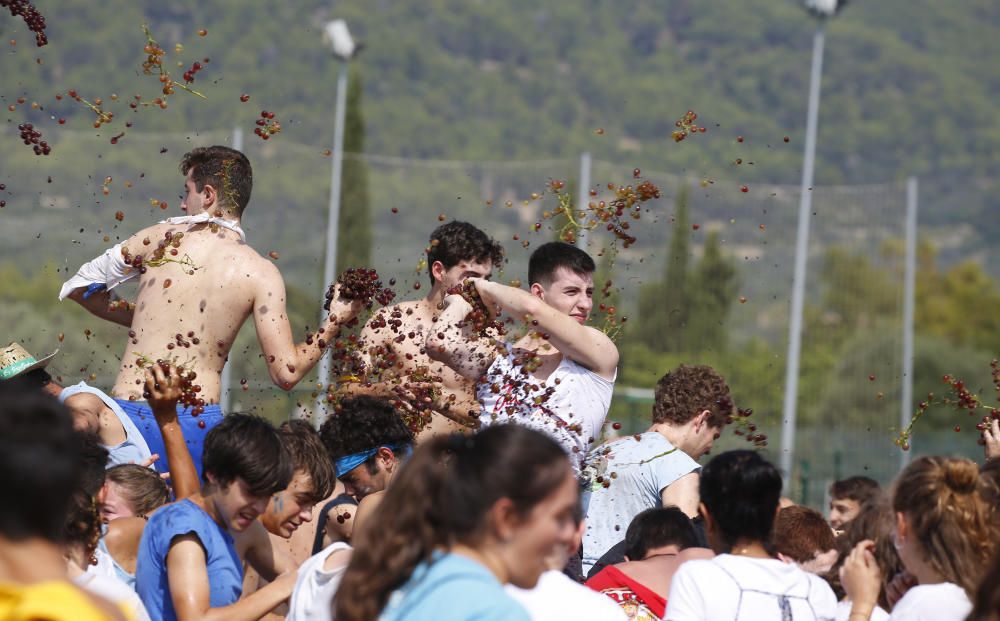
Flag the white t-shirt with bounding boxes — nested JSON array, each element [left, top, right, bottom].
[[287, 542, 352, 621], [835, 600, 889, 621], [76, 548, 151, 621], [506, 570, 628, 621], [665, 554, 838, 621], [887, 583, 971, 621], [581, 432, 700, 574], [477, 344, 615, 473]]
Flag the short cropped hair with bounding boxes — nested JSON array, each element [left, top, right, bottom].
[[772, 505, 836, 563], [700, 450, 782, 551], [426, 221, 504, 285], [279, 419, 337, 504], [319, 396, 414, 469], [829, 476, 881, 505], [624, 507, 699, 561], [106, 463, 171, 518], [652, 364, 733, 428], [0, 389, 82, 541], [528, 241, 595, 287], [180, 146, 253, 216], [202, 413, 292, 497]]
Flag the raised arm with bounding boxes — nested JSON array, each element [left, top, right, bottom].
[[252, 264, 362, 390], [145, 365, 200, 500], [475, 279, 619, 380], [425, 293, 504, 381]]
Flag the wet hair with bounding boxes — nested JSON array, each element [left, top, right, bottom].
[[202, 413, 292, 497], [319, 396, 414, 475], [700, 450, 782, 552], [771, 505, 835, 564], [105, 463, 171, 518], [0, 389, 82, 541], [652, 364, 733, 428], [892, 456, 999, 597], [624, 507, 698, 561], [180, 146, 253, 216], [826, 496, 903, 607], [279, 419, 337, 504], [426, 221, 504, 285], [829, 476, 881, 505], [527, 241, 595, 288], [334, 424, 572, 621]]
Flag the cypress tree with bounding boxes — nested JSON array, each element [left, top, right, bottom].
[[336, 68, 371, 271]]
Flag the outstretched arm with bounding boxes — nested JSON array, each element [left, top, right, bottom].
[[425, 293, 504, 381], [253, 263, 363, 390], [145, 365, 200, 500], [475, 279, 619, 380]]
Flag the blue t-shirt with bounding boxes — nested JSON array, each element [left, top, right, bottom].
[[380, 552, 530, 621], [136, 499, 243, 621]]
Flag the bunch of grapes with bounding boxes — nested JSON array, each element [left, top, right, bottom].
[[446, 279, 502, 337], [181, 59, 207, 84], [671, 109, 706, 142], [896, 359, 1000, 451], [17, 122, 50, 155], [139, 25, 207, 99], [1, 0, 47, 46], [253, 110, 281, 140], [728, 406, 767, 448], [121, 230, 197, 274], [138, 358, 206, 416], [327, 267, 396, 311]]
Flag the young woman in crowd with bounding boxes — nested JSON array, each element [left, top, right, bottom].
[[840, 456, 999, 621], [333, 424, 579, 621], [100, 464, 171, 522], [664, 450, 837, 620]]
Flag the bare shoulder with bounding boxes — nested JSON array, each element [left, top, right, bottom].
[[353, 491, 386, 533]]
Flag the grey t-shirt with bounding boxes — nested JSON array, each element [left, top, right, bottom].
[[581, 432, 700, 573]]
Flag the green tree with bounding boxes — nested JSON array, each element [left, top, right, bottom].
[[686, 231, 738, 352], [336, 69, 372, 271]]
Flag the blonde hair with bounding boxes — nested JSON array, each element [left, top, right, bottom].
[[893, 456, 999, 596]]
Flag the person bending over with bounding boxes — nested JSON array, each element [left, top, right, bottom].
[[582, 364, 731, 573], [135, 412, 296, 621], [427, 241, 619, 473]]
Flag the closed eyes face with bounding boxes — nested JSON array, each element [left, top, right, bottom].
[[437, 260, 493, 291]]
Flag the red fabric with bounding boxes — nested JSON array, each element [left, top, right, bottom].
[[585, 564, 667, 619]]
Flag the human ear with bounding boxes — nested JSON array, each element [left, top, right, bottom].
[[201, 182, 218, 209], [530, 282, 545, 299], [488, 497, 520, 542], [430, 261, 446, 285]]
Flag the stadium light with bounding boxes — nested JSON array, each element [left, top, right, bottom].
[[780, 0, 849, 487]]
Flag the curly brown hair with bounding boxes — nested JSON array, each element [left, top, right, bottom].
[[651, 364, 732, 428]]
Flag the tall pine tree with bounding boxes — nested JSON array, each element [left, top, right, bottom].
[[336, 69, 372, 271], [686, 231, 738, 352]]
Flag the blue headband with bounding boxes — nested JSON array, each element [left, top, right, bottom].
[[335, 444, 410, 478]]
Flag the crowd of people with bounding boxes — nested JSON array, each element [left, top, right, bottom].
[[1, 145, 998, 621]]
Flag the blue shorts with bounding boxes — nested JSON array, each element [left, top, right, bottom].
[[114, 399, 224, 481]]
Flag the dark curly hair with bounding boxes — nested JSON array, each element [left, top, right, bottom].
[[279, 419, 337, 504], [426, 221, 504, 285], [319, 396, 414, 474], [652, 364, 733, 428], [180, 146, 253, 216]]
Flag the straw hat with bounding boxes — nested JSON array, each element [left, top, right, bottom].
[[0, 342, 58, 381]]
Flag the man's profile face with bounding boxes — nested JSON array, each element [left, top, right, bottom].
[[828, 497, 861, 530], [536, 267, 594, 324], [260, 469, 317, 539], [339, 458, 391, 502], [180, 170, 208, 216], [436, 259, 493, 291]]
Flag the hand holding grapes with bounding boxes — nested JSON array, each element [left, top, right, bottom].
[[144, 364, 184, 425], [324, 282, 365, 324]]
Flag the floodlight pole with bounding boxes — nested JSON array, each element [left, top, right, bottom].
[[313, 60, 350, 425], [900, 177, 918, 467], [780, 21, 826, 487]]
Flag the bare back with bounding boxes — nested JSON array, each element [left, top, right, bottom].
[[112, 222, 269, 402]]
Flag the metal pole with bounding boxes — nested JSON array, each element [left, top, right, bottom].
[[313, 61, 350, 425], [575, 152, 591, 250], [780, 23, 826, 484], [900, 176, 918, 466], [219, 126, 243, 415]]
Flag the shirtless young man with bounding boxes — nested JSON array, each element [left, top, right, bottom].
[[427, 241, 619, 472], [60, 146, 361, 476], [345, 221, 504, 440]]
